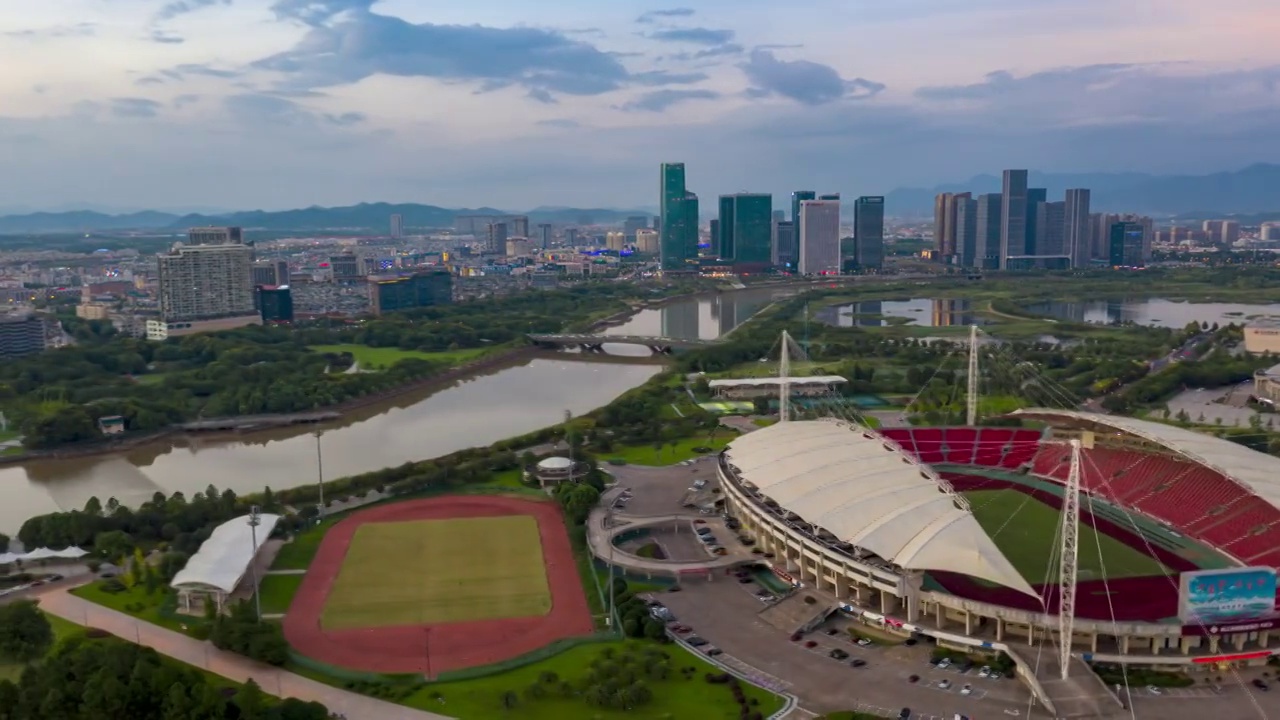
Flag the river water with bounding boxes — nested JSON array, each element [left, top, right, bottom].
[[0, 288, 783, 533]]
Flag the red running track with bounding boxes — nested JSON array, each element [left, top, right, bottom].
[[283, 495, 595, 677]]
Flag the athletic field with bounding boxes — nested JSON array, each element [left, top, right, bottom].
[[321, 515, 552, 630], [963, 489, 1169, 584]]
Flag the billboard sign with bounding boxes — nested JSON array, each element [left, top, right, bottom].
[[1179, 567, 1277, 625]]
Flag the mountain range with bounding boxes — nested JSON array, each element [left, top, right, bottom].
[[1, 164, 1278, 234]]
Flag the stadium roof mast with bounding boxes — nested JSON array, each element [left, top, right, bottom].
[[966, 324, 979, 426], [778, 330, 793, 423], [1058, 439, 1083, 680]]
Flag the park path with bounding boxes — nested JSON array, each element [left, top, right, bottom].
[[37, 588, 452, 720]]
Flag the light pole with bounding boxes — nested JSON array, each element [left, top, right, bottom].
[[314, 431, 325, 518], [248, 505, 262, 621]]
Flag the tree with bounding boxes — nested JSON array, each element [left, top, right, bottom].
[[0, 601, 53, 663], [0, 533, 8, 553], [234, 679, 268, 720]]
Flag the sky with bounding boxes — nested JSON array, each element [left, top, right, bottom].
[[1, 0, 1278, 212]]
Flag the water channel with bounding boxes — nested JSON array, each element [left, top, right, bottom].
[[0, 288, 785, 533]]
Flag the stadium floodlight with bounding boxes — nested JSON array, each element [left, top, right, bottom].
[[248, 506, 263, 621], [1057, 440, 1082, 679]]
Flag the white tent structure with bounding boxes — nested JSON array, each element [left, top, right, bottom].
[[0, 546, 89, 565], [171, 512, 280, 612]]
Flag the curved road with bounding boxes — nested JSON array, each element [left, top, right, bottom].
[[36, 587, 450, 720], [587, 508, 754, 574]]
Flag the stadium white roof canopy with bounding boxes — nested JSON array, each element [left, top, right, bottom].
[[708, 376, 847, 388], [1013, 409, 1280, 507], [725, 419, 1037, 596], [171, 513, 280, 594]]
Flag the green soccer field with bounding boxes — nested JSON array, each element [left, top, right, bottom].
[[321, 515, 552, 631], [962, 489, 1170, 584]]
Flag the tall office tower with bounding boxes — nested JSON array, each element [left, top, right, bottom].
[[509, 216, 529, 238], [1033, 201, 1066, 256], [853, 196, 885, 270], [390, 213, 404, 238], [1109, 222, 1146, 267], [798, 199, 840, 275], [1063, 189, 1091, 268], [330, 251, 363, 281], [772, 210, 785, 223], [772, 220, 796, 268], [955, 196, 978, 267], [250, 260, 281, 286], [1223, 220, 1241, 246], [659, 162, 699, 268], [818, 193, 841, 201], [791, 190, 816, 224], [486, 222, 508, 253], [537, 223, 553, 249], [717, 193, 772, 265], [187, 226, 243, 246], [623, 216, 649, 240], [1024, 188, 1047, 255], [651, 216, 660, 230], [1092, 213, 1119, 259], [157, 240, 255, 321], [999, 169, 1029, 267], [708, 219, 720, 257], [933, 193, 951, 256], [940, 192, 970, 260], [566, 227, 579, 246], [1119, 214, 1155, 262], [974, 194, 1003, 269], [255, 286, 294, 323]]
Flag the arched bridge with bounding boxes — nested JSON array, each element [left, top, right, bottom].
[[527, 333, 717, 354]]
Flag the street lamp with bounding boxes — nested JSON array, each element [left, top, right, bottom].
[[248, 505, 262, 621], [314, 431, 325, 518]]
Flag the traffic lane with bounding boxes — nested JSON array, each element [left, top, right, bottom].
[[656, 580, 1044, 718]]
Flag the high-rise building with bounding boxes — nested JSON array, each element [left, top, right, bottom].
[[772, 210, 785, 223], [255, 285, 294, 323], [819, 194, 841, 201], [329, 251, 363, 281], [566, 227, 579, 246], [708, 219, 720, 257], [717, 193, 772, 265], [1024, 188, 1047, 255], [853, 196, 885, 270], [798, 199, 840, 275], [390, 213, 404, 238], [1033, 201, 1066, 256], [935, 192, 970, 261], [0, 310, 45, 359], [999, 169, 1029, 268], [537, 223, 553, 249], [187, 226, 243, 246], [1223, 220, 1241, 246], [509, 216, 529, 238], [1109, 222, 1146, 268], [660, 163, 699, 268], [1064, 189, 1091, 268], [250, 260, 287, 286], [1203, 220, 1225, 245], [605, 232, 626, 252], [157, 238, 255, 322], [635, 229, 659, 254], [369, 270, 453, 315], [791, 191, 816, 224], [955, 196, 979, 267], [1092, 213, 1119, 260], [623, 216, 649, 239], [975, 193, 1003, 269], [933, 193, 951, 256], [772, 220, 796, 268], [486, 222, 508, 254]]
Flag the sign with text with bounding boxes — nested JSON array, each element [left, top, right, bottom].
[[1179, 567, 1277, 625]]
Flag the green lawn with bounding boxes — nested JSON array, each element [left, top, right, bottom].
[[322, 516, 551, 630], [70, 581, 198, 635], [401, 640, 784, 719], [257, 574, 305, 615], [0, 428, 19, 443], [963, 489, 1169, 583], [271, 517, 340, 571], [605, 433, 735, 466], [310, 344, 492, 371], [0, 612, 82, 681]]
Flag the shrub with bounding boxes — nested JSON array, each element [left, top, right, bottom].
[[100, 579, 127, 594]]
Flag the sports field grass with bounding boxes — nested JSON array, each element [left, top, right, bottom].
[[321, 515, 552, 630], [963, 489, 1169, 583]]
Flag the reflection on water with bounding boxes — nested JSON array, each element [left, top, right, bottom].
[[1026, 299, 1280, 328], [604, 288, 782, 340], [817, 298, 990, 328]]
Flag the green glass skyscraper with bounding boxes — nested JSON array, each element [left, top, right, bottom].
[[791, 191, 816, 225], [660, 163, 699, 269], [718, 193, 773, 265]]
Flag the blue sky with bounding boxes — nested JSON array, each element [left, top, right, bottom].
[[1, 0, 1277, 211]]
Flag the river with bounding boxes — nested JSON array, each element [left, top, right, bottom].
[[0, 288, 784, 533]]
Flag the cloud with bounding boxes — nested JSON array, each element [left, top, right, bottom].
[[323, 112, 367, 127], [269, 0, 376, 25], [668, 44, 744, 62], [173, 95, 200, 108], [636, 8, 696, 23], [110, 98, 163, 118], [150, 31, 185, 44], [139, 64, 242, 85], [4, 23, 95, 39], [647, 28, 735, 46], [618, 89, 720, 112], [155, 0, 231, 22], [222, 93, 369, 131], [740, 50, 885, 105], [536, 119, 580, 129]]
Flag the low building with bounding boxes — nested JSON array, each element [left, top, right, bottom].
[[708, 375, 847, 399], [146, 315, 261, 341], [531, 456, 579, 489], [255, 285, 294, 323], [0, 310, 46, 359], [171, 512, 280, 613], [1245, 320, 1280, 355], [76, 303, 111, 320], [1252, 363, 1280, 406], [369, 269, 453, 316]]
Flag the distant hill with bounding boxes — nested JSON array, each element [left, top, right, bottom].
[[0, 202, 653, 234], [885, 163, 1280, 217]]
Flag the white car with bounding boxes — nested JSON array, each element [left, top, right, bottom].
[[960, 684, 972, 696], [978, 666, 991, 678], [938, 679, 951, 690], [937, 658, 952, 669], [1147, 686, 1162, 696], [856, 638, 872, 647]]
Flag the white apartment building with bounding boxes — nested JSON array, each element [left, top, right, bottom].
[[798, 200, 841, 275], [156, 241, 256, 322]]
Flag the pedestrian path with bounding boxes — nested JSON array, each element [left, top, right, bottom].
[[37, 588, 450, 720], [265, 568, 307, 575]]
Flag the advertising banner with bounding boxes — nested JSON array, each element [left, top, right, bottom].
[[1179, 567, 1277, 625]]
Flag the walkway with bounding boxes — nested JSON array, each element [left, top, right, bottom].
[[36, 588, 450, 720]]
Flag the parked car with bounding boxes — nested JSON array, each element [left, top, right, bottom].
[[825, 628, 839, 636], [687, 636, 708, 647], [1252, 678, 1269, 691], [978, 666, 991, 678], [805, 641, 818, 649], [856, 638, 872, 647], [790, 632, 803, 642], [737, 577, 753, 584], [960, 684, 972, 696], [705, 647, 722, 657], [907, 675, 919, 683], [938, 679, 951, 690], [898, 708, 911, 719], [829, 649, 849, 660], [850, 658, 867, 668]]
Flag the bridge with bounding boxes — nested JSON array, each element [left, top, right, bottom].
[[527, 333, 717, 354]]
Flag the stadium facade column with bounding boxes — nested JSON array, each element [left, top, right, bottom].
[[935, 605, 944, 629], [879, 592, 895, 615], [1118, 635, 1129, 654], [833, 574, 849, 600], [1207, 635, 1218, 654], [964, 610, 973, 636], [995, 617, 1004, 642], [1149, 637, 1160, 655]]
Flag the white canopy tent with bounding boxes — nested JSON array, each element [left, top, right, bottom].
[[0, 546, 89, 564], [171, 512, 280, 612]]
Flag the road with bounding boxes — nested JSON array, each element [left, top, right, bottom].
[[35, 587, 450, 720]]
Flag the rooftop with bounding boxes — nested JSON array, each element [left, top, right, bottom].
[[708, 375, 847, 389], [171, 512, 280, 594]]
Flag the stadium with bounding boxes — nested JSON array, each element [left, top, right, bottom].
[[717, 409, 1280, 669]]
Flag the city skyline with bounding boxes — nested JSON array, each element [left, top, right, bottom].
[[1, 0, 1278, 210]]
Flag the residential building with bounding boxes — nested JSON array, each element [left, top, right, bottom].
[[1024, 188, 1047, 255], [772, 220, 796, 268], [1109, 222, 1146, 268], [250, 260, 289, 286], [717, 193, 773, 266], [660, 163, 699, 268], [507, 239, 534, 257], [1262, 224, 1280, 242], [75, 303, 110, 320], [255, 285, 294, 323], [999, 169, 1029, 267], [798, 199, 841, 275], [1203, 220, 1225, 245], [486, 222, 508, 254], [187, 226, 243, 246], [974, 194, 1003, 269], [0, 310, 45, 359], [329, 252, 363, 281], [537, 223, 553, 249], [853, 196, 885, 270], [623, 216, 649, 239], [1223, 220, 1241, 246], [156, 238, 255, 322], [1092, 213, 1119, 260], [1033, 201, 1066, 257], [510, 216, 530, 238], [146, 315, 261, 341], [635, 229, 659, 254], [605, 232, 626, 252], [933, 193, 950, 256], [791, 191, 816, 224], [1064, 189, 1092, 268], [369, 270, 453, 316], [955, 196, 979, 267], [390, 213, 404, 238], [565, 228, 579, 246]]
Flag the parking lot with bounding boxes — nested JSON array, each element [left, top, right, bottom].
[[604, 457, 718, 517]]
